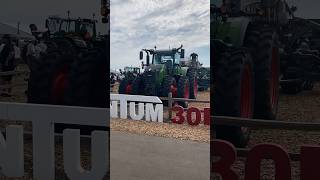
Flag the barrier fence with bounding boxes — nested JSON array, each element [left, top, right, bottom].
[[160, 92, 210, 122], [212, 116, 320, 161], [0, 102, 109, 180], [0, 70, 29, 91]]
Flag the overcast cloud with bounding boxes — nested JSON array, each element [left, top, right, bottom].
[[0, 0, 105, 34], [1, 0, 320, 70], [110, 0, 210, 69]]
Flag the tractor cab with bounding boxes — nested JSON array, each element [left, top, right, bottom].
[[45, 16, 97, 41], [140, 45, 185, 74]]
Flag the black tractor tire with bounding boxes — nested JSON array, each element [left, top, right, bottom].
[[144, 74, 157, 96], [64, 50, 107, 108], [119, 78, 132, 94], [61, 49, 108, 134], [213, 49, 255, 148], [162, 75, 176, 97], [253, 29, 280, 120], [131, 76, 144, 95], [161, 76, 176, 106], [177, 76, 189, 108], [27, 50, 65, 104], [187, 69, 198, 99]]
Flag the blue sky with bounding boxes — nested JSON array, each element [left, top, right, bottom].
[[110, 0, 210, 70]]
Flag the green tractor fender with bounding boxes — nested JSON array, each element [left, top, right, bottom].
[[214, 17, 251, 48], [159, 65, 165, 84], [175, 67, 188, 77]]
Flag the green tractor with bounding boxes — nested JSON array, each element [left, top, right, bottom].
[[212, 0, 292, 147], [118, 66, 141, 94], [197, 67, 210, 91], [123, 45, 198, 107], [27, 14, 107, 108], [27, 13, 108, 134]]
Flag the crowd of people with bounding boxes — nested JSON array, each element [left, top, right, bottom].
[[0, 34, 21, 97], [0, 33, 47, 97]]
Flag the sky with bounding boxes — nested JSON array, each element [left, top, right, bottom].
[[0, 0, 106, 34], [1, 0, 320, 70], [110, 0, 210, 69], [289, 0, 320, 18]]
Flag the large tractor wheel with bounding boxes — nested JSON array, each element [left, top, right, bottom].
[[161, 75, 177, 106], [187, 69, 198, 99], [64, 50, 107, 108], [62, 50, 107, 134], [253, 29, 280, 119], [162, 75, 177, 97], [213, 49, 254, 148], [177, 76, 189, 108], [27, 51, 66, 104], [131, 76, 144, 95], [119, 78, 132, 94], [144, 73, 157, 96]]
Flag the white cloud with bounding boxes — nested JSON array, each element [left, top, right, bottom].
[[110, 0, 210, 69]]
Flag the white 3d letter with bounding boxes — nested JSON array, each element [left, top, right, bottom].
[[145, 104, 163, 122], [129, 102, 144, 120], [0, 125, 24, 177], [110, 101, 118, 118], [63, 129, 109, 180]]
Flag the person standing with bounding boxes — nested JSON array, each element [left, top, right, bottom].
[[0, 35, 15, 97]]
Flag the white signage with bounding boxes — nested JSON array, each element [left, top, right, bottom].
[[110, 94, 163, 123], [0, 102, 109, 180]]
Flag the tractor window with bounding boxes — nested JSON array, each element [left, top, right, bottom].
[[60, 21, 76, 33], [153, 54, 174, 64], [80, 23, 94, 36], [47, 19, 60, 34], [69, 21, 76, 32], [174, 53, 181, 64], [60, 21, 68, 32]]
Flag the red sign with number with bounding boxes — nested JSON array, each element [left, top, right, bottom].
[[212, 140, 320, 179], [171, 106, 210, 126]]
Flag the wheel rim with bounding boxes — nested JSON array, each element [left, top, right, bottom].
[[125, 84, 132, 94], [240, 64, 253, 118], [51, 66, 69, 104], [184, 81, 189, 99], [270, 47, 279, 109]]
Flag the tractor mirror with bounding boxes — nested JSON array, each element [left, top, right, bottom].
[[181, 49, 185, 59], [45, 20, 49, 29], [140, 51, 143, 60], [147, 54, 150, 65]]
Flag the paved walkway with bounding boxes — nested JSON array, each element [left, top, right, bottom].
[[110, 131, 209, 180]]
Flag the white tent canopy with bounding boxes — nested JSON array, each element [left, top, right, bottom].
[[0, 22, 35, 40]]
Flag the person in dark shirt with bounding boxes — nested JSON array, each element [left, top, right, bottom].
[[0, 35, 15, 97]]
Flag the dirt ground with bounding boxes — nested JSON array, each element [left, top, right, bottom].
[[110, 82, 210, 143], [217, 84, 320, 179]]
